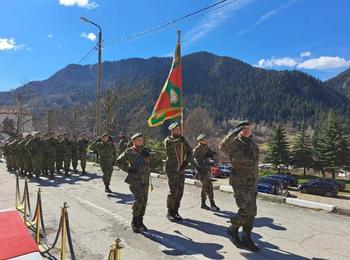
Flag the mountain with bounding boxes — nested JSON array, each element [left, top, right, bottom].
[[1, 52, 350, 132], [326, 68, 350, 98]]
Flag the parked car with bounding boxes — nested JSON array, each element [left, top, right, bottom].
[[269, 174, 298, 187], [258, 163, 273, 169], [211, 165, 222, 178], [259, 176, 287, 189], [319, 178, 346, 191], [184, 169, 196, 179], [218, 165, 231, 177], [257, 183, 275, 194], [298, 180, 339, 197]]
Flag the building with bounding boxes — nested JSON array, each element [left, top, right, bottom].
[[0, 107, 33, 140]]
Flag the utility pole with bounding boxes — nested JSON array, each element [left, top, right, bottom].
[[81, 17, 103, 136]]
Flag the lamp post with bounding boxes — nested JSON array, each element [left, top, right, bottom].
[[80, 16, 103, 136]]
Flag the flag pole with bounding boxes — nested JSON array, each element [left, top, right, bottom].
[[177, 30, 184, 167]]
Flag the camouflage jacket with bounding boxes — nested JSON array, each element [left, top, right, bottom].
[[62, 139, 74, 157], [164, 135, 199, 174], [45, 137, 58, 156], [193, 144, 215, 173], [219, 132, 259, 188], [25, 137, 43, 158], [90, 140, 116, 163], [116, 146, 151, 184], [56, 140, 65, 156], [77, 139, 89, 155], [72, 140, 79, 158], [17, 139, 29, 157]]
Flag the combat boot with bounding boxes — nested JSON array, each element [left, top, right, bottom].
[[166, 210, 177, 222], [64, 170, 69, 177], [201, 198, 210, 210], [139, 216, 148, 231], [131, 216, 140, 233], [227, 225, 242, 248], [241, 226, 260, 252], [209, 200, 220, 212], [104, 184, 112, 193], [174, 211, 183, 221], [81, 168, 86, 175]]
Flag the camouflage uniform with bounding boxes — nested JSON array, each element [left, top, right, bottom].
[[8, 140, 19, 172], [2, 141, 12, 171], [22, 135, 33, 176], [42, 135, 49, 175], [62, 136, 73, 175], [164, 134, 199, 219], [71, 139, 79, 172], [17, 137, 28, 175], [46, 136, 58, 177], [56, 136, 65, 172], [116, 145, 151, 230], [25, 135, 43, 178], [219, 122, 260, 251], [77, 138, 89, 173], [90, 137, 116, 188], [193, 142, 219, 210]]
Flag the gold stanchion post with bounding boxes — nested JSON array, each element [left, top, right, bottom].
[[35, 188, 42, 244], [109, 238, 123, 260], [60, 202, 68, 260]]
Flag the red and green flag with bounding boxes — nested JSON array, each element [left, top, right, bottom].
[[148, 34, 183, 127]]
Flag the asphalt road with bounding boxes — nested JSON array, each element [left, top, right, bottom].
[[1, 160, 349, 260]]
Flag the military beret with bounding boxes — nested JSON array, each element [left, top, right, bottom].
[[235, 120, 251, 129], [100, 132, 109, 138], [197, 134, 207, 141], [32, 131, 40, 135], [131, 133, 143, 140], [80, 132, 87, 136], [63, 132, 70, 136], [49, 131, 55, 134], [168, 122, 180, 131]]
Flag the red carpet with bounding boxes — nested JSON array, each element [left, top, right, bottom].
[[0, 210, 38, 260]]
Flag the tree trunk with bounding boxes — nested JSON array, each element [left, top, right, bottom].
[[303, 167, 306, 177], [321, 169, 325, 178], [331, 169, 335, 179]]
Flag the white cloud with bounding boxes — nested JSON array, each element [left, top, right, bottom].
[[257, 57, 298, 68], [59, 0, 98, 9], [46, 34, 54, 39], [297, 56, 350, 70], [80, 32, 97, 41], [237, 0, 299, 36], [184, 0, 252, 46], [300, 51, 311, 57], [0, 37, 25, 51]]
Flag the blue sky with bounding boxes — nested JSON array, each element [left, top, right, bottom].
[[0, 0, 350, 91]]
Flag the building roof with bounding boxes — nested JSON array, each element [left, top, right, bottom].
[[0, 107, 32, 116]]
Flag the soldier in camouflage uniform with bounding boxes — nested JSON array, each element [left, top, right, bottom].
[[90, 133, 116, 193], [56, 134, 64, 173], [77, 133, 89, 175], [193, 134, 220, 212], [164, 122, 200, 222], [62, 133, 73, 176], [117, 132, 129, 155], [219, 121, 260, 251], [71, 137, 79, 173], [17, 134, 29, 176], [8, 138, 19, 172], [2, 137, 13, 171], [42, 133, 49, 176], [25, 132, 43, 179], [46, 131, 58, 179], [23, 134, 33, 177], [116, 133, 152, 233]]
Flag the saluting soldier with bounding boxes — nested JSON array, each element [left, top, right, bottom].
[[23, 134, 33, 177], [72, 137, 79, 173], [164, 122, 200, 222], [62, 132, 73, 176], [25, 132, 43, 179], [90, 133, 116, 193], [219, 121, 260, 251], [77, 133, 89, 175], [42, 133, 50, 176], [193, 134, 220, 212], [116, 133, 152, 233], [17, 134, 29, 176], [56, 134, 64, 173], [46, 131, 58, 179]]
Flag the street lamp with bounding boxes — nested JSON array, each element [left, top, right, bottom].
[[80, 16, 103, 136]]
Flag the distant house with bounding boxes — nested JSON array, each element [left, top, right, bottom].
[[0, 107, 33, 139]]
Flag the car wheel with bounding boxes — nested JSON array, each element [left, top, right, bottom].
[[301, 188, 307, 194], [325, 191, 333, 197]]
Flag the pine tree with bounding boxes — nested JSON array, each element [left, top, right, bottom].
[[314, 111, 350, 178], [264, 125, 290, 172], [291, 123, 314, 176]]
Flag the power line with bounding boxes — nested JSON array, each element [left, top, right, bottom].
[[78, 44, 98, 64], [105, 0, 239, 46]]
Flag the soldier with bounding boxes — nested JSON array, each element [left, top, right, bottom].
[[46, 131, 58, 179], [116, 133, 152, 233], [23, 134, 33, 177], [25, 132, 43, 179], [10, 137, 21, 173], [17, 134, 29, 176], [77, 133, 89, 175], [117, 132, 128, 155], [127, 133, 133, 148], [56, 134, 64, 173], [219, 121, 260, 251], [164, 122, 200, 222], [2, 137, 12, 171], [62, 132, 73, 176], [42, 133, 49, 176], [72, 137, 79, 173], [193, 134, 220, 212], [90, 133, 116, 193]]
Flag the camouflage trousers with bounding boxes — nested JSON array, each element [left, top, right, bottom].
[[32, 156, 43, 177], [63, 155, 71, 172], [56, 155, 64, 171], [230, 188, 257, 227], [72, 156, 78, 170], [100, 160, 113, 185], [129, 182, 149, 217], [47, 155, 56, 175], [79, 154, 87, 169], [199, 173, 214, 201], [42, 155, 48, 173], [24, 155, 32, 173], [166, 171, 185, 211]]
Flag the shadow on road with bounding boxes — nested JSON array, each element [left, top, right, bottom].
[[107, 191, 134, 204], [142, 229, 225, 259]]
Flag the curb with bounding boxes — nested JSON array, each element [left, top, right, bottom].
[[285, 198, 335, 212]]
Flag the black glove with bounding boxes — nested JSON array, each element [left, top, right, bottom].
[[127, 168, 136, 174], [179, 161, 188, 171], [233, 126, 244, 135]]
